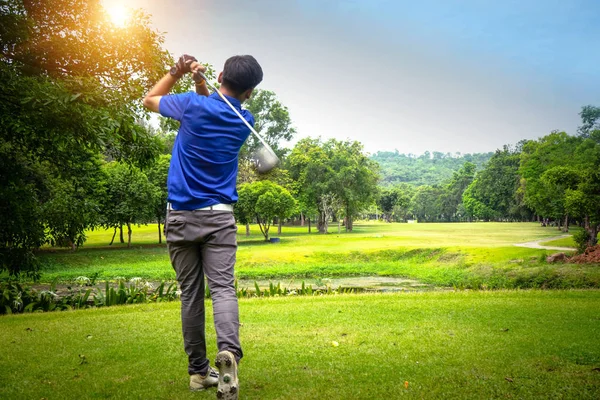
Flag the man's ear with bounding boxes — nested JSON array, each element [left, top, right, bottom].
[[217, 71, 223, 84], [243, 88, 254, 101]]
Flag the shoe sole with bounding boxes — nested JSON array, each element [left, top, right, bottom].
[[215, 351, 238, 400]]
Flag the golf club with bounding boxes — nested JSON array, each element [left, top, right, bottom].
[[193, 71, 280, 173]]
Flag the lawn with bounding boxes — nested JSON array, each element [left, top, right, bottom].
[[37, 222, 600, 289], [541, 236, 577, 248], [1, 291, 599, 399]]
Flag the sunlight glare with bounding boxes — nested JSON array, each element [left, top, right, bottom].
[[106, 4, 129, 27]]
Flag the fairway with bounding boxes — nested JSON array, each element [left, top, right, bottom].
[[37, 222, 599, 291], [1, 291, 599, 399]]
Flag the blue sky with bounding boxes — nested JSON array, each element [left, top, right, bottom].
[[114, 0, 600, 154]]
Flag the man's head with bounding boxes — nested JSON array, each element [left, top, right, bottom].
[[218, 55, 263, 101]]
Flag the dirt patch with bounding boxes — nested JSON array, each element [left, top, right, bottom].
[[569, 245, 600, 264]]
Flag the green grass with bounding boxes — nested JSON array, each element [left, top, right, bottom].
[[1, 291, 599, 399], [36, 222, 599, 289], [541, 236, 577, 248]]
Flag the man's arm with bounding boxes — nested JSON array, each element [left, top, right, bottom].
[[143, 56, 208, 113], [143, 74, 178, 113]]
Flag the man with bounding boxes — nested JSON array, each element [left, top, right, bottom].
[[143, 54, 263, 399]]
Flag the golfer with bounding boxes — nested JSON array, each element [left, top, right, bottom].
[[144, 54, 263, 399]]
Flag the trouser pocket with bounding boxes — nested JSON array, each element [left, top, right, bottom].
[[165, 211, 187, 243]]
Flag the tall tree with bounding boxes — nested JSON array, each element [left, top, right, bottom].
[[462, 146, 530, 221], [0, 0, 170, 276], [564, 131, 600, 247], [519, 132, 581, 229], [327, 140, 379, 231], [439, 162, 476, 221], [287, 138, 379, 233]]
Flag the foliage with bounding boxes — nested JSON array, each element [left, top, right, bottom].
[[237, 181, 297, 241], [519, 132, 581, 229], [463, 146, 530, 221], [287, 138, 379, 232], [242, 89, 296, 161], [572, 230, 593, 254], [0, 0, 171, 276], [578, 105, 600, 137], [438, 162, 476, 220], [409, 185, 443, 222], [145, 154, 171, 243], [0, 275, 178, 315], [371, 150, 493, 187], [98, 162, 158, 247]]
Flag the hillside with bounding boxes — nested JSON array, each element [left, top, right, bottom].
[[371, 150, 494, 186]]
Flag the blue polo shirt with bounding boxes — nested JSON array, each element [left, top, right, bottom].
[[159, 91, 254, 210]]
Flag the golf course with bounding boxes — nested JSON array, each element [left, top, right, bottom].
[[2, 222, 600, 399], [3, 1, 600, 399]]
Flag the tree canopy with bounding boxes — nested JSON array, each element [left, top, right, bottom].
[[0, 0, 170, 276]]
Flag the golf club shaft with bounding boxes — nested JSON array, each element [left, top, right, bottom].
[[195, 71, 273, 151]]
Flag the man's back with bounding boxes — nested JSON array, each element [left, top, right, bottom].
[[160, 91, 254, 210]]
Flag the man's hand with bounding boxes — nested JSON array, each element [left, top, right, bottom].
[[190, 61, 206, 77], [172, 54, 198, 78], [144, 54, 208, 112]]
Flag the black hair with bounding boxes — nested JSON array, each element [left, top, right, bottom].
[[221, 55, 263, 95]]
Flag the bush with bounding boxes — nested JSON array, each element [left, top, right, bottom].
[[573, 230, 593, 253]]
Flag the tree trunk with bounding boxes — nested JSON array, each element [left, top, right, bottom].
[[110, 227, 117, 246], [300, 212, 305, 227], [158, 221, 162, 244], [338, 219, 341, 234], [308, 217, 311, 233], [127, 222, 132, 248], [318, 212, 327, 233], [70, 240, 76, 252], [563, 214, 569, 233], [278, 219, 282, 235], [346, 206, 353, 232], [119, 225, 124, 243], [245, 223, 250, 237], [588, 224, 599, 248]]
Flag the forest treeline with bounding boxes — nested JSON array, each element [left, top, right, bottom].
[[375, 105, 600, 252], [371, 150, 493, 186]]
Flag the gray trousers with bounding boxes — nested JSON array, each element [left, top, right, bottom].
[[166, 209, 242, 375]]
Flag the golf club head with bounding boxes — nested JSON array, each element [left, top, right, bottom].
[[251, 144, 279, 174]]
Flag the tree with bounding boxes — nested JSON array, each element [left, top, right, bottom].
[[146, 154, 171, 243], [287, 138, 379, 233], [578, 105, 600, 138], [327, 140, 379, 231], [519, 132, 581, 229], [410, 186, 443, 222], [236, 181, 296, 241], [378, 189, 399, 223], [0, 0, 170, 276], [564, 131, 600, 247], [287, 138, 336, 234], [242, 89, 296, 161], [42, 156, 104, 250], [371, 150, 493, 187], [462, 146, 530, 221], [99, 162, 157, 247], [439, 162, 476, 221]]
